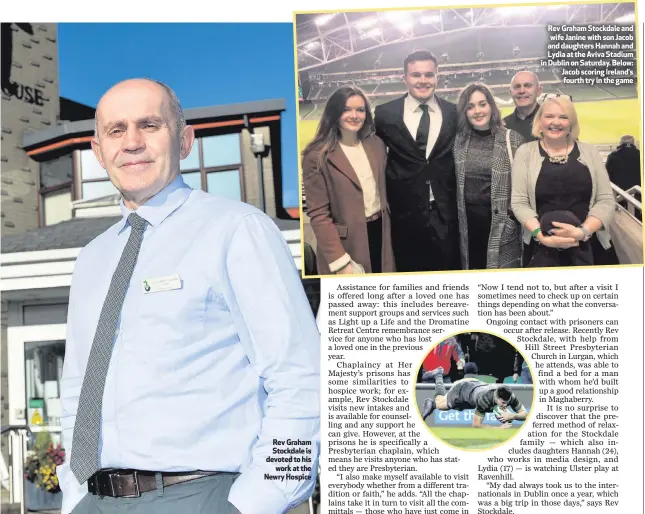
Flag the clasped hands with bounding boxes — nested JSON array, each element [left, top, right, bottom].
[[538, 221, 585, 249]]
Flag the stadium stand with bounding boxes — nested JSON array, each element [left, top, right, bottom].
[[297, 17, 637, 106], [555, 85, 614, 101], [318, 85, 339, 98], [305, 103, 325, 119], [374, 82, 408, 93], [300, 27, 637, 106], [298, 102, 315, 118], [311, 26, 550, 74], [307, 83, 322, 99]]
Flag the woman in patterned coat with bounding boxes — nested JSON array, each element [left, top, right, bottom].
[[453, 83, 525, 269]]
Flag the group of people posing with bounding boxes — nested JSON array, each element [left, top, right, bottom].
[[302, 50, 618, 274]]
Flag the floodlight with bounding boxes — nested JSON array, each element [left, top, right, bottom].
[[383, 12, 414, 32], [316, 14, 336, 26], [497, 6, 536, 16], [383, 11, 413, 22], [355, 17, 379, 29], [421, 14, 441, 24], [615, 13, 635, 23], [361, 27, 382, 39]]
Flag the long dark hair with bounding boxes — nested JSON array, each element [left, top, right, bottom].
[[457, 83, 505, 135], [302, 86, 375, 172]]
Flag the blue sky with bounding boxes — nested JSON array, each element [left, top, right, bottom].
[[58, 23, 300, 207]]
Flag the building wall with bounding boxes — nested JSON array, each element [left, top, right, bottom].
[[1, 22, 59, 235], [1, 21, 60, 472], [1, 300, 8, 466], [240, 125, 276, 218]]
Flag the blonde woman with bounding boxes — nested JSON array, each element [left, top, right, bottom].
[[511, 95, 617, 267]]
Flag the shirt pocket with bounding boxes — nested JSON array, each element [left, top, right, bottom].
[[133, 269, 209, 346]]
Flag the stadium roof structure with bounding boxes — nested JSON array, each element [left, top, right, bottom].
[[295, 3, 636, 70]]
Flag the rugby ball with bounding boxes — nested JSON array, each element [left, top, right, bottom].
[[492, 405, 509, 423]]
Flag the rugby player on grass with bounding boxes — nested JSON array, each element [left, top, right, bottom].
[[421, 367, 528, 428]]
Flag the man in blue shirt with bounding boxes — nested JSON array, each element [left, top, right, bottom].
[[57, 78, 320, 514]]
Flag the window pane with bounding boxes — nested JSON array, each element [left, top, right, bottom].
[[81, 149, 108, 180], [182, 172, 202, 190], [82, 180, 119, 200], [25, 340, 65, 429], [43, 188, 72, 225], [23, 304, 69, 326], [207, 170, 241, 201], [40, 153, 73, 189], [202, 134, 241, 167], [180, 139, 200, 171]]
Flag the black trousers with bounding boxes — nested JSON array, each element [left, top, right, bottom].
[[466, 204, 492, 270], [366, 216, 383, 274], [390, 208, 459, 272]]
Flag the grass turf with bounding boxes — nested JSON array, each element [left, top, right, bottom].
[[430, 426, 520, 450], [297, 98, 640, 155]]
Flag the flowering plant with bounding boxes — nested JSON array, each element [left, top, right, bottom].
[[24, 432, 65, 493]]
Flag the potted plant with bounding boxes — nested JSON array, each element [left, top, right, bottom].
[[24, 432, 64, 511]]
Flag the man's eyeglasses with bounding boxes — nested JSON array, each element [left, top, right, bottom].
[[538, 93, 573, 104]]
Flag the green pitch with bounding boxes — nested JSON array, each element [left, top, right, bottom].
[[298, 119, 321, 155], [430, 426, 520, 450], [297, 98, 640, 155]]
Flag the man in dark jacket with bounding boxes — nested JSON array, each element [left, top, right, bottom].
[[606, 135, 641, 193], [503, 71, 542, 143], [606, 135, 642, 222], [374, 50, 459, 272]]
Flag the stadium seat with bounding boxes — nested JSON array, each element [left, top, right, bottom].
[[610, 207, 643, 264], [298, 103, 314, 119]]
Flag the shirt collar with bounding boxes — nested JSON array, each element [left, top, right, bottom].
[[405, 93, 438, 114], [116, 174, 192, 233], [514, 103, 539, 121]]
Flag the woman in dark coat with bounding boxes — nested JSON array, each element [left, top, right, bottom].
[[302, 86, 395, 275]]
